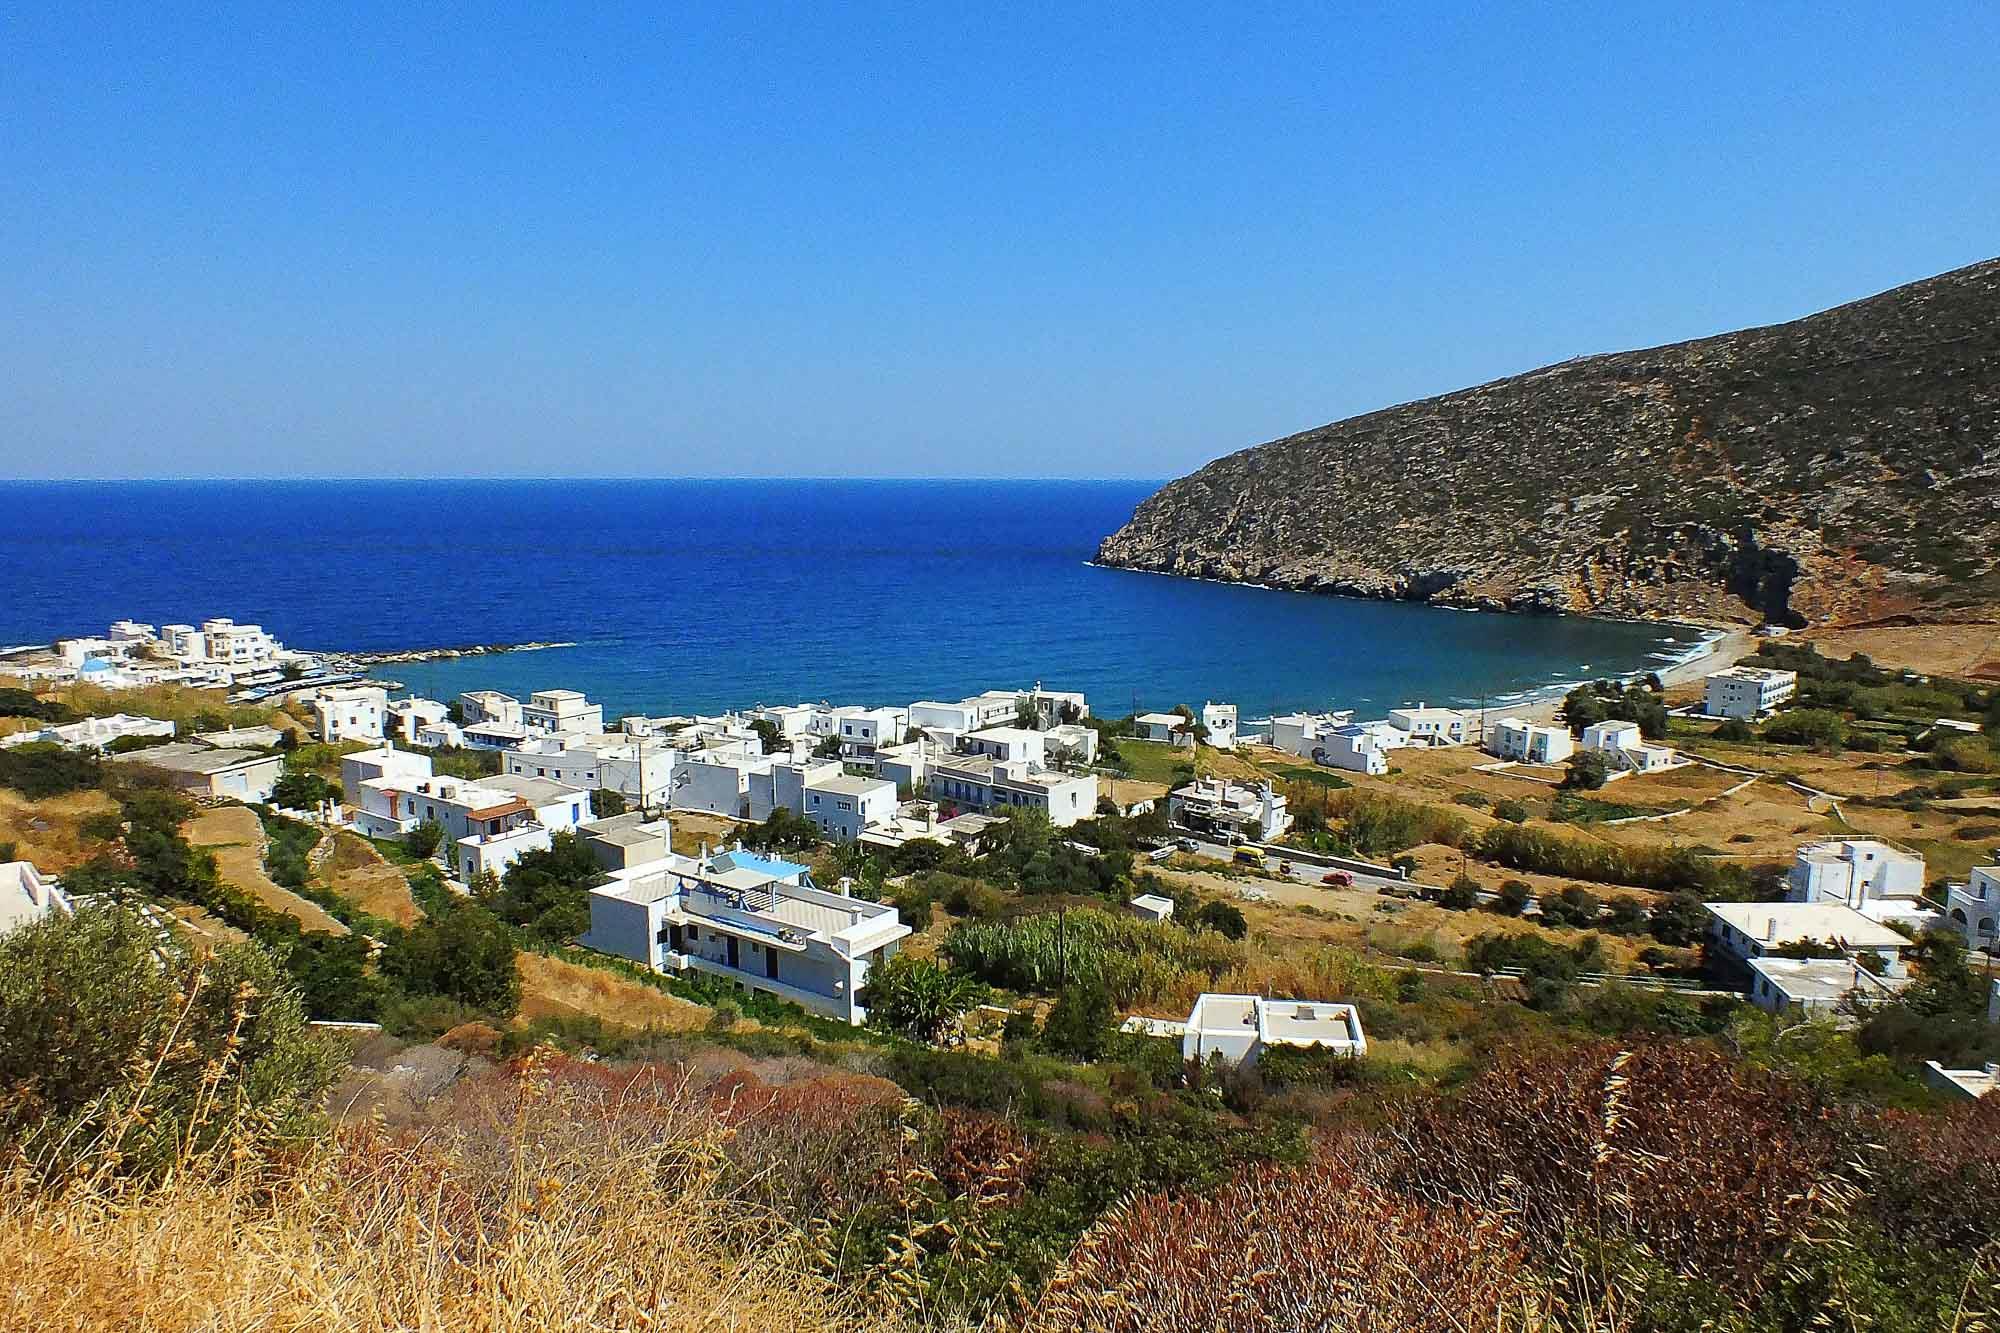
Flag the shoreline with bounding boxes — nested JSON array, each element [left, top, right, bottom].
[[321, 641, 576, 667]]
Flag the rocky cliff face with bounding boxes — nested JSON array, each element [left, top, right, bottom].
[[1096, 258, 2000, 627]]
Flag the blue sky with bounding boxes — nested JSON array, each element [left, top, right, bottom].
[[4, 4, 1996, 480]]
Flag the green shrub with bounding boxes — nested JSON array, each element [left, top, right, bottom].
[[0, 742, 103, 797], [1492, 799, 1530, 824]]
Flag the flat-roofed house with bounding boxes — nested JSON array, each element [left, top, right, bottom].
[[1945, 866, 2000, 952], [1, 861, 72, 936], [1705, 666, 1798, 720], [1487, 717, 1574, 765], [310, 685, 389, 743], [1704, 900, 1913, 974], [1181, 993, 1367, 1068], [580, 846, 910, 1024], [1788, 839, 1936, 928], [109, 742, 283, 803], [1387, 704, 1467, 746]]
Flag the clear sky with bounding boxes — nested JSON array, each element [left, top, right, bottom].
[[4, 5, 1996, 480]]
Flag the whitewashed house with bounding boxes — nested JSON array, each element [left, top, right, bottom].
[[1946, 866, 2000, 953], [746, 757, 843, 822], [1045, 723, 1099, 766], [0, 713, 176, 752], [1266, 711, 1355, 759], [1579, 719, 1679, 775], [1134, 712, 1191, 747], [669, 752, 772, 818], [1746, 956, 1909, 1016], [834, 706, 908, 758], [108, 742, 283, 803], [1705, 666, 1798, 720], [963, 726, 1046, 766], [1704, 901, 1912, 974], [1488, 717, 1574, 765], [1129, 893, 1175, 923], [927, 753, 1096, 827], [504, 738, 606, 792], [1387, 704, 1467, 746], [804, 773, 898, 841], [523, 689, 604, 738], [1316, 722, 1395, 775], [580, 846, 910, 1024], [0, 861, 72, 936], [310, 685, 389, 743], [1201, 702, 1239, 750], [348, 755, 587, 884], [1179, 994, 1367, 1068], [388, 697, 450, 744], [1167, 777, 1291, 842], [1788, 839, 1937, 928]]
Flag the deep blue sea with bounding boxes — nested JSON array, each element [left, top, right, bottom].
[[0, 480, 1709, 720]]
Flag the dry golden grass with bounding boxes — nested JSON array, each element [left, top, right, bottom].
[[517, 952, 718, 1032], [185, 806, 348, 936], [0, 1055, 902, 1333], [0, 787, 120, 872], [322, 830, 420, 926], [18, 678, 279, 731], [669, 810, 746, 855], [1801, 622, 2000, 679]]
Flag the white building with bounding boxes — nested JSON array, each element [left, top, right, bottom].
[[1705, 666, 1798, 720], [1201, 702, 1239, 750], [1945, 866, 2000, 953], [669, 752, 772, 818], [745, 757, 843, 823], [749, 703, 820, 740], [1579, 719, 1679, 775], [348, 755, 588, 883], [1488, 717, 1574, 765], [580, 846, 910, 1025], [388, 697, 450, 744], [0, 861, 72, 936], [834, 706, 908, 758], [594, 738, 681, 810], [460, 690, 523, 728], [310, 685, 389, 743], [1923, 1060, 2000, 1101], [341, 744, 435, 804], [1788, 839, 1936, 928], [106, 619, 157, 644], [1746, 956, 1909, 1017], [1045, 723, 1099, 767], [803, 773, 898, 841], [1703, 900, 1912, 974], [0, 713, 176, 752], [199, 618, 283, 670], [1180, 993, 1367, 1068], [1129, 893, 1175, 923], [1387, 704, 1467, 746], [1167, 778, 1291, 842], [1134, 712, 1190, 746], [1266, 711, 1355, 759], [1316, 723, 1393, 775], [928, 753, 1097, 827], [907, 699, 986, 734], [962, 726, 1046, 766], [522, 689, 604, 738], [504, 738, 606, 792], [108, 742, 283, 803]]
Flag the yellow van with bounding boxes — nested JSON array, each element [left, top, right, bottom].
[[1233, 846, 1266, 868]]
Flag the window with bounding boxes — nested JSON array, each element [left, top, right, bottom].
[[686, 925, 698, 941]]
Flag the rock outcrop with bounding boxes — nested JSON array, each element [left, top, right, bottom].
[[1096, 258, 2000, 626]]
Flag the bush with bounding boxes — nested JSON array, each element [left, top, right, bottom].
[[859, 953, 987, 1043], [381, 901, 522, 1018], [404, 819, 446, 860], [1712, 718, 1756, 742], [271, 769, 339, 809], [589, 787, 627, 818], [0, 741, 103, 797], [1538, 885, 1601, 929], [1560, 752, 1610, 791], [1452, 791, 1490, 808], [1439, 875, 1481, 911], [1190, 900, 1248, 940], [1491, 798, 1530, 824], [1040, 980, 1116, 1061], [1934, 735, 2000, 774], [0, 903, 336, 1181], [1763, 709, 1847, 752], [1494, 880, 1532, 916]]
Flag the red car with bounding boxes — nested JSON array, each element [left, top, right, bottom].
[[1321, 870, 1353, 887]]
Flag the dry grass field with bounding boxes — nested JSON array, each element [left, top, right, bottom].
[[517, 952, 718, 1032], [0, 788, 120, 872], [321, 830, 420, 926], [185, 805, 348, 936]]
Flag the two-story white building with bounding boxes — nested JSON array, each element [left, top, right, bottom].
[[580, 846, 910, 1024], [1316, 722, 1396, 775], [962, 726, 1046, 766], [928, 753, 1097, 827], [1134, 712, 1191, 746], [388, 697, 450, 744], [745, 757, 843, 822], [804, 773, 899, 841], [1705, 666, 1798, 720], [1704, 900, 1912, 975], [1579, 719, 1680, 775], [1488, 717, 1575, 765], [344, 746, 589, 883], [833, 706, 908, 758], [310, 685, 389, 743], [1788, 839, 1936, 928], [1201, 702, 1239, 750], [522, 689, 605, 738], [1266, 711, 1356, 759], [1167, 778, 1291, 842]]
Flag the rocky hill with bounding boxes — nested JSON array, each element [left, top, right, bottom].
[[1096, 258, 2000, 627]]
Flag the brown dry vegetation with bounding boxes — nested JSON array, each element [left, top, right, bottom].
[[669, 810, 746, 855], [517, 952, 717, 1032], [0, 1056, 904, 1333], [321, 830, 420, 926], [0, 787, 120, 872], [1801, 622, 2000, 679], [184, 805, 347, 936]]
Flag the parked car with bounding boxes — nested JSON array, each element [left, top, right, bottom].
[[1176, 837, 1200, 853], [1322, 870, 1353, 887], [1147, 845, 1175, 863]]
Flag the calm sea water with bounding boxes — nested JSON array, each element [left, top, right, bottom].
[[0, 480, 1708, 720]]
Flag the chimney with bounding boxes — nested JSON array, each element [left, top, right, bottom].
[[1765, 917, 1777, 943]]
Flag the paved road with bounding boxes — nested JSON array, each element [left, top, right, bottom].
[[1170, 837, 1412, 895]]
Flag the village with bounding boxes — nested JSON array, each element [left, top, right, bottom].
[[6, 612, 2000, 1099]]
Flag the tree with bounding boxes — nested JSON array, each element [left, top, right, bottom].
[[747, 718, 784, 754], [1440, 875, 1481, 910], [859, 953, 988, 1044], [1014, 697, 1043, 731], [590, 786, 627, 819], [404, 819, 445, 860], [1191, 900, 1248, 940], [741, 806, 824, 853], [1041, 978, 1115, 1061], [271, 769, 338, 810], [1493, 798, 1530, 824], [1763, 708, 1847, 753], [1243, 820, 1265, 844], [812, 734, 843, 759], [489, 830, 603, 943], [1561, 752, 1610, 791], [1541, 885, 1602, 929], [1495, 879, 1532, 916], [1648, 892, 1709, 946], [384, 901, 521, 1017]]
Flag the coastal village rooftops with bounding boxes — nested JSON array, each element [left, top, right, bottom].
[[1704, 900, 1912, 952], [1710, 665, 1797, 685], [594, 846, 906, 952], [810, 773, 892, 797], [490, 774, 588, 806], [1747, 956, 1910, 1006]]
